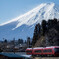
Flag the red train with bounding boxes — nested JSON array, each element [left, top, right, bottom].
[[26, 48, 32, 55], [26, 46, 59, 57]]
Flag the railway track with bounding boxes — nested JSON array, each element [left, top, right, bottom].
[[32, 57, 59, 59]]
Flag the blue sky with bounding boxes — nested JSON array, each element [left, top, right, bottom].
[[0, 0, 59, 24]]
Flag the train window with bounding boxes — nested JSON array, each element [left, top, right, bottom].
[[35, 50, 42, 53], [54, 48, 59, 53], [43, 49, 52, 53], [26, 50, 32, 53]]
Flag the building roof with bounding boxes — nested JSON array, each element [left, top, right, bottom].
[[33, 47, 43, 49], [0, 53, 26, 58], [46, 46, 59, 48]]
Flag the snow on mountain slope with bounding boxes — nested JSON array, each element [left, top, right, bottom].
[[0, 3, 59, 40]]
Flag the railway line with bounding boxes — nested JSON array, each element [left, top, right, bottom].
[[32, 57, 59, 59]]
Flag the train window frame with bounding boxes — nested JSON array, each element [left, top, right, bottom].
[[43, 49, 52, 53], [34, 50, 42, 53], [54, 48, 59, 53], [26, 50, 32, 53]]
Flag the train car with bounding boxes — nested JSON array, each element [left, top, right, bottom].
[[33, 47, 43, 57], [53, 46, 59, 56], [26, 46, 59, 57], [25, 48, 33, 55], [43, 46, 59, 57]]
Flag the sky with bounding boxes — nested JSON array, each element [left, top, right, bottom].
[[0, 0, 59, 24]]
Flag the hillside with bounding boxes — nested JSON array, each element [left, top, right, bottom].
[[33, 36, 45, 47]]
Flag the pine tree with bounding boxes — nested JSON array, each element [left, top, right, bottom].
[[46, 18, 59, 46], [27, 37, 31, 48], [41, 20, 47, 36], [18, 39, 23, 44], [32, 23, 41, 46]]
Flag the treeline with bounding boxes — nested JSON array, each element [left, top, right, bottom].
[[32, 18, 59, 46], [2, 38, 24, 44]]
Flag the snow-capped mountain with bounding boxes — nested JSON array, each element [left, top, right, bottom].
[[0, 3, 59, 40]]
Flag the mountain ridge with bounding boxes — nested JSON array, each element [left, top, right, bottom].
[[0, 3, 59, 40]]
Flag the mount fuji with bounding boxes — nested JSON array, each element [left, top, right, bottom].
[[0, 3, 59, 40]]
